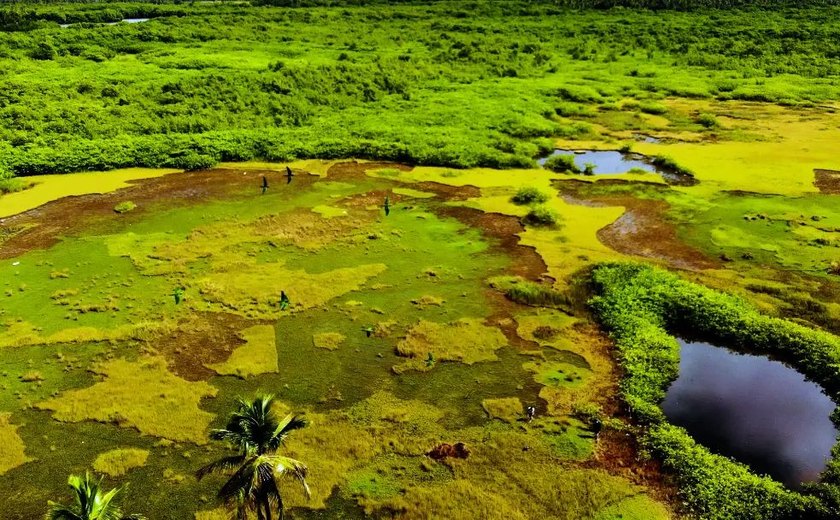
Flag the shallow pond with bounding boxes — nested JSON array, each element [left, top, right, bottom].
[[538, 149, 656, 175], [661, 340, 839, 488]]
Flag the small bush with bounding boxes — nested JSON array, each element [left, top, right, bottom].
[[543, 154, 580, 174], [583, 162, 596, 175], [696, 113, 719, 128], [505, 281, 570, 308], [511, 186, 549, 205], [113, 201, 137, 214], [639, 102, 668, 115], [522, 205, 560, 227], [0, 178, 33, 195]]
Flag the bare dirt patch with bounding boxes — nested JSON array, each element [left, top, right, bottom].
[[558, 180, 719, 271], [815, 169, 840, 194], [152, 312, 251, 381], [326, 160, 412, 182], [0, 168, 316, 259]]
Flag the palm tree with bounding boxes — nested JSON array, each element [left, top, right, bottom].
[[46, 473, 146, 520], [197, 395, 310, 520]]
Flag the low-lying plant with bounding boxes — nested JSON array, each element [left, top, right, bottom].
[[523, 205, 561, 227], [511, 186, 550, 205]]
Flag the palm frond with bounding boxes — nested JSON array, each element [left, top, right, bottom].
[[196, 454, 248, 480], [270, 414, 307, 447], [45, 504, 84, 520]]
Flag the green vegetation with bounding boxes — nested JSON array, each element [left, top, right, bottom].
[[591, 263, 840, 519], [0, 2, 839, 177], [511, 186, 550, 205], [543, 155, 581, 174], [197, 395, 310, 520], [523, 205, 561, 227], [47, 473, 146, 520], [113, 201, 136, 214], [2, 1, 840, 518]]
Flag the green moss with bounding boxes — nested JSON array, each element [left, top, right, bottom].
[[113, 201, 137, 214]]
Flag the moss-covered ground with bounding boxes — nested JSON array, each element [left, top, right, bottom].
[[0, 160, 675, 519]]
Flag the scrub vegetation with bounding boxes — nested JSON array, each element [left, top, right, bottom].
[[1, 0, 840, 519]]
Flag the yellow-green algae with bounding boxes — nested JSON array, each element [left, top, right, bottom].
[[0, 168, 180, 218], [92, 448, 150, 477], [37, 356, 217, 444], [394, 318, 507, 373], [196, 260, 388, 319], [0, 413, 31, 475], [206, 325, 278, 378], [312, 332, 346, 350]]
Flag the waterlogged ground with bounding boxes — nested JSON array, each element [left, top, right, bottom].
[[0, 161, 671, 519], [1, 101, 840, 519]]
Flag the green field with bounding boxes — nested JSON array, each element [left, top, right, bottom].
[[2, 1, 840, 519]]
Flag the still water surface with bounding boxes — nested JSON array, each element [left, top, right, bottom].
[[662, 340, 839, 488]]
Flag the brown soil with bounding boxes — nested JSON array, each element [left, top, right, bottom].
[[151, 312, 251, 381], [0, 168, 316, 259], [435, 205, 550, 282], [575, 323, 681, 513], [815, 169, 840, 194], [558, 180, 719, 271], [325, 160, 412, 182]]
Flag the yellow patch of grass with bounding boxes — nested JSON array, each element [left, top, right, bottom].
[[92, 448, 149, 477], [392, 187, 436, 199], [282, 411, 380, 509], [0, 168, 180, 218], [0, 319, 174, 348], [37, 356, 217, 444], [636, 102, 840, 195], [194, 508, 230, 520], [0, 413, 31, 475], [312, 205, 348, 218], [481, 397, 523, 423], [206, 325, 278, 378], [312, 332, 346, 351], [196, 260, 387, 319], [519, 197, 626, 287], [394, 319, 507, 373]]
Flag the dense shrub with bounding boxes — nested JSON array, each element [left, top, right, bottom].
[[522, 205, 560, 227], [505, 280, 570, 308], [543, 154, 580, 174], [511, 186, 550, 205]]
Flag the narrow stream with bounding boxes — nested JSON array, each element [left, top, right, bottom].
[[661, 339, 839, 488]]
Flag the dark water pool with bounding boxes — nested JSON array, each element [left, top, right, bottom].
[[662, 340, 839, 488]]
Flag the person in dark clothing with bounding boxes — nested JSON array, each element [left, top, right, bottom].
[[172, 286, 185, 305], [261, 175, 269, 194], [279, 290, 290, 310], [526, 406, 536, 422], [383, 196, 390, 216], [591, 417, 603, 441]]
